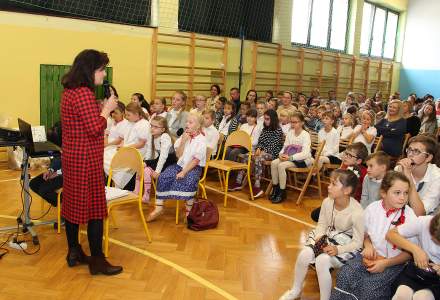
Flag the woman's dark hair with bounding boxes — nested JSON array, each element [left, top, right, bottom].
[[62, 49, 109, 89], [132, 93, 150, 114], [210, 84, 221, 96], [331, 169, 359, 196], [421, 102, 437, 123], [109, 85, 119, 98], [263, 109, 279, 130]]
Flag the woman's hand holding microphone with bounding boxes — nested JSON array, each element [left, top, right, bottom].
[[100, 95, 118, 119]]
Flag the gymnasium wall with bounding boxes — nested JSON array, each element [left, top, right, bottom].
[[399, 0, 440, 98], [0, 11, 154, 127], [0, 0, 411, 127]]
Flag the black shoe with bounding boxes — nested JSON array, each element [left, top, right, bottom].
[[88, 255, 123, 276], [66, 245, 89, 267], [272, 189, 286, 204], [269, 185, 280, 201]]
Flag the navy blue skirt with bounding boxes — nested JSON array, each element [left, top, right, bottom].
[[156, 164, 203, 201]]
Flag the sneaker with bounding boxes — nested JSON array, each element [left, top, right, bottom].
[[228, 182, 243, 191], [253, 186, 264, 198], [279, 289, 300, 300]]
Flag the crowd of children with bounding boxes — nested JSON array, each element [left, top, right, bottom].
[[97, 86, 440, 299]]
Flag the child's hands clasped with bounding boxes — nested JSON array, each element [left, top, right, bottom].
[[323, 245, 338, 256], [366, 259, 387, 273], [361, 245, 377, 260], [279, 154, 289, 161]]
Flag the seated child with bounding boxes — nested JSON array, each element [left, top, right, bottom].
[[105, 101, 131, 146], [256, 100, 267, 126], [330, 171, 417, 300], [214, 96, 227, 129], [280, 169, 364, 300], [147, 113, 207, 222], [228, 109, 263, 192], [270, 112, 312, 203], [361, 151, 390, 209], [150, 97, 168, 119], [134, 116, 177, 203], [338, 113, 356, 140], [387, 213, 440, 300], [279, 108, 292, 135], [202, 110, 220, 157], [190, 95, 207, 116]]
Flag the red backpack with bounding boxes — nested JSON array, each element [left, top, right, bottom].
[[187, 199, 219, 231]]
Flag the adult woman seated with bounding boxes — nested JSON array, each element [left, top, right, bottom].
[[375, 99, 406, 161]]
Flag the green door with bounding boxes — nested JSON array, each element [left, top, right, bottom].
[[40, 64, 113, 128]]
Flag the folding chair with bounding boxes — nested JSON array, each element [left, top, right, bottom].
[[286, 140, 326, 205], [207, 131, 254, 207], [104, 147, 152, 257]]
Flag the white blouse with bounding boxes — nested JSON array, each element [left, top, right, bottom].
[[108, 119, 131, 144], [124, 119, 152, 160], [174, 134, 207, 167], [318, 127, 340, 157], [152, 133, 173, 173], [218, 115, 232, 136], [203, 125, 220, 155], [240, 123, 262, 151], [352, 125, 377, 153]]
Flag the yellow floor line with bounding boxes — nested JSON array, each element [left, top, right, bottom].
[[205, 185, 315, 228], [0, 214, 237, 300]]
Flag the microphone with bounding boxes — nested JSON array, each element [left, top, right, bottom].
[[176, 128, 184, 137], [103, 80, 111, 99]]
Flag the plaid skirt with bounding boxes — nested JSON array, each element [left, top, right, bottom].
[[156, 164, 203, 201], [330, 253, 405, 300]]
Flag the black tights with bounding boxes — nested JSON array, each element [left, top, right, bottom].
[[65, 219, 103, 256]]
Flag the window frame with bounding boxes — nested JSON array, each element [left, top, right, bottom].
[[361, 1, 400, 60], [291, 0, 351, 53]]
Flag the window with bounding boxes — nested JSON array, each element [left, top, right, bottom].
[[291, 0, 350, 51], [360, 2, 399, 59]]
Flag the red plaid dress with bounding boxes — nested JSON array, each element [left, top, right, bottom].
[[61, 87, 107, 224]]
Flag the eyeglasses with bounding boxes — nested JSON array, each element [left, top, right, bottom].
[[343, 151, 358, 159], [406, 147, 429, 156], [264, 117, 271, 121]]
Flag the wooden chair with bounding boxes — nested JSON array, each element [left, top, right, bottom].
[[207, 131, 254, 207], [372, 135, 383, 153], [104, 147, 152, 257], [321, 137, 353, 183], [286, 140, 326, 205], [399, 133, 411, 159], [175, 147, 213, 224]]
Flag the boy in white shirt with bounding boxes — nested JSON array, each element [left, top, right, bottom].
[[256, 100, 267, 126]]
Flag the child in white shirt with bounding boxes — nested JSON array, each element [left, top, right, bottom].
[[279, 108, 292, 135], [190, 95, 207, 116], [256, 100, 267, 126], [352, 110, 377, 153], [147, 113, 207, 222], [281, 169, 364, 300], [134, 116, 177, 203], [330, 171, 417, 300], [318, 111, 341, 167], [337, 113, 356, 140], [105, 101, 131, 146], [387, 214, 440, 300], [202, 110, 220, 157]]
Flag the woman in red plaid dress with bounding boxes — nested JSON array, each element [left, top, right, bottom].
[[61, 49, 122, 275]]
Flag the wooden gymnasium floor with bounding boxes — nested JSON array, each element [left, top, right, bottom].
[[0, 161, 325, 300]]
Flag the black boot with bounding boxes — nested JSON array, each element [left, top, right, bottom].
[[66, 245, 89, 267], [269, 185, 280, 201], [272, 189, 286, 204], [88, 255, 123, 276]]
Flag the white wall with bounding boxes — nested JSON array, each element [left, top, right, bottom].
[[401, 0, 440, 70]]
